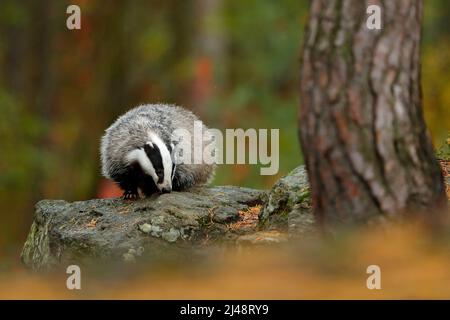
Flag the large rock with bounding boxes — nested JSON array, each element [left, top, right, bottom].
[[21, 186, 265, 270], [21, 166, 317, 270]]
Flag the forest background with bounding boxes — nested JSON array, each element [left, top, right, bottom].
[[0, 0, 448, 254]]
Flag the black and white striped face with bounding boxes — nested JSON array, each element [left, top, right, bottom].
[[126, 133, 175, 193]]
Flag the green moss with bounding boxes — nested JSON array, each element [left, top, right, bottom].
[[298, 188, 311, 202], [436, 134, 450, 160]]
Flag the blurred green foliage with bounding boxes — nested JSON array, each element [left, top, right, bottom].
[[0, 0, 449, 248]]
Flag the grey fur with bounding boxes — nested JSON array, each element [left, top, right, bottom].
[[100, 104, 216, 194]]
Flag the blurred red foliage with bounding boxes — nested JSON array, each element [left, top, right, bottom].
[[97, 179, 122, 199]]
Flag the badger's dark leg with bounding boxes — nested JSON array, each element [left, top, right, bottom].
[[139, 175, 159, 196], [120, 178, 139, 200], [114, 164, 141, 200], [122, 188, 138, 200]]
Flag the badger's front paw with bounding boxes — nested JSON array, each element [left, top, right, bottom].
[[122, 190, 139, 200]]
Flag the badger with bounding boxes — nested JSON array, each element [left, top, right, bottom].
[[100, 104, 216, 199]]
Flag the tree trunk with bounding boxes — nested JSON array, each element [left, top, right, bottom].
[[298, 0, 446, 227]]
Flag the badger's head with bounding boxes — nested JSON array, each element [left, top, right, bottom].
[[126, 133, 175, 193]]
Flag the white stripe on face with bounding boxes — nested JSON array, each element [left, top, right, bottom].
[[148, 133, 173, 191]]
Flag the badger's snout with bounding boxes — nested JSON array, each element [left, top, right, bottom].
[[161, 186, 172, 194]]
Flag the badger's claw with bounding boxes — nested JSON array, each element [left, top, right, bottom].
[[122, 190, 139, 200]]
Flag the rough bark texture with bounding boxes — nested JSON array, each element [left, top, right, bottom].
[[299, 0, 447, 226], [21, 167, 316, 270]]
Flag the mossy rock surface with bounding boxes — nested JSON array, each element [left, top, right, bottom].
[[21, 166, 317, 270], [21, 186, 265, 270], [259, 166, 316, 236]]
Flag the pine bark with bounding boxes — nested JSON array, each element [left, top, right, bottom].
[[299, 0, 446, 226]]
